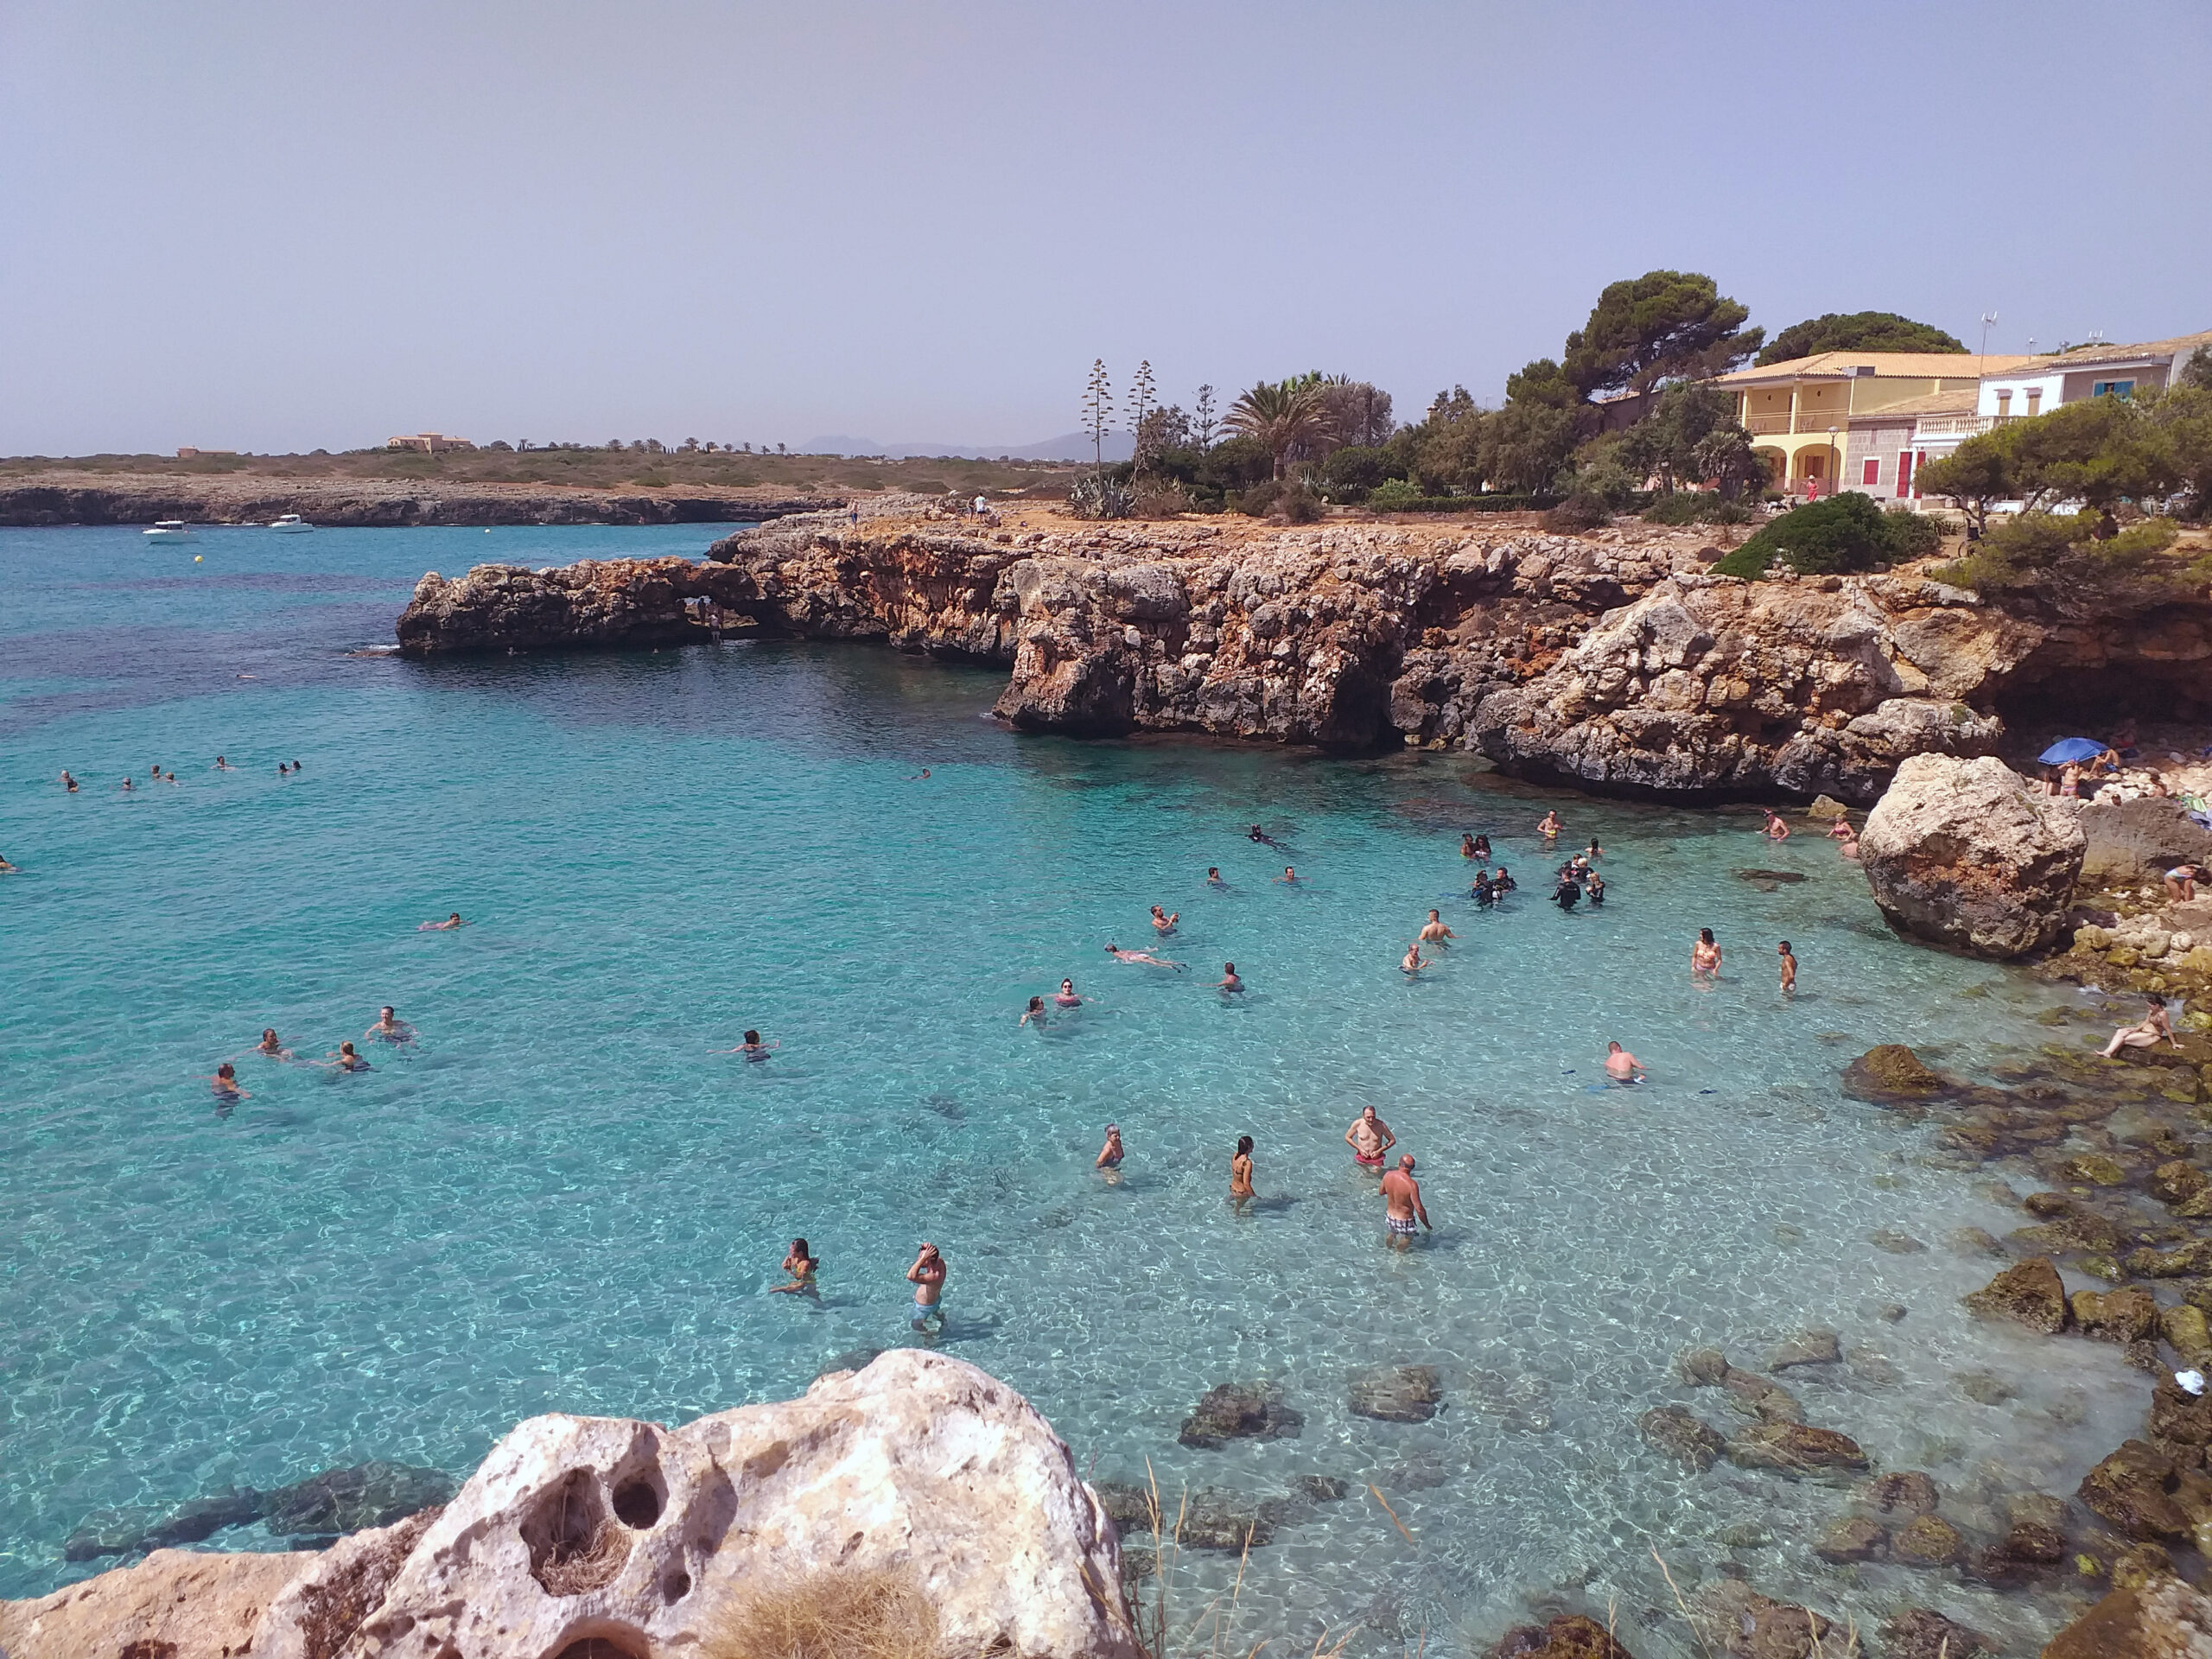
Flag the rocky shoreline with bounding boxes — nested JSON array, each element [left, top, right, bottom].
[[393, 503, 2211, 804], [0, 471, 842, 528]]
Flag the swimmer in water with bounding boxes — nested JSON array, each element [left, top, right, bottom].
[[1106, 943, 1185, 969], [0, 853, 16, 874], [1472, 834, 1491, 861], [214, 755, 234, 770], [1419, 909, 1455, 947], [1762, 808, 1790, 842], [1605, 1041, 1645, 1083], [1692, 928, 1721, 980], [1206, 867, 1229, 889], [325, 1041, 372, 1072], [62, 771, 79, 792], [770, 1238, 820, 1296], [1054, 978, 1083, 1007], [1276, 866, 1299, 885], [1150, 906, 1179, 936], [1345, 1104, 1396, 1171], [210, 1061, 249, 1100], [365, 1006, 416, 1045], [256, 1028, 294, 1059], [907, 767, 931, 780], [1460, 832, 1478, 859], [1020, 995, 1048, 1027], [1586, 870, 1605, 906], [1096, 1124, 1124, 1170], [1833, 821, 1861, 861], [418, 912, 466, 931], [1492, 865, 1516, 893], [907, 1242, 947, 1332], [120, 776, 134, 791], [1401, 940, 1430, 975], [716, 1029, 777, 1059], [1553, 874, 1580, 910], [1586, 838, 1602, 861], [1248, 823, 1285, 850], [1230, 1135, 1255, 1211], [1537, 810, 1561, 841], [1217, 962, 1243, 992], [1381, 1154, 1431, 1249], [1778, 940, 1797, 995], [291, 760, 302, 772], [1471, 869, 1495, 906]]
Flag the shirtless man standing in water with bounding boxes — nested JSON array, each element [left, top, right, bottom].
[[906, 1243, 947, 1332], [1381, 1154, 1431, 1249], [1345, 1105, 1396, 1173], [1419, 910, 1455, 948]]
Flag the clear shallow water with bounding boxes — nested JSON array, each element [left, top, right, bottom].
[[0, 526, 2138, 1650]]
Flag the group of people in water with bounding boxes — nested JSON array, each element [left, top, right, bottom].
[[207, 1006, 417, 1102], [59, 756, 304, 797]]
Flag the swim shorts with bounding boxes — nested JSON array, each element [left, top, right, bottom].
[[1387, 1215, 1418, 1236], [1355, 1153, 1384, 1167]]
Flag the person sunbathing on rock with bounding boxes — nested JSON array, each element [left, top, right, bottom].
[[2102, 996, 2179, 1058]]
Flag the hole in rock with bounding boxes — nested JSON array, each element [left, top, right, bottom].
[[661, 1567, 691, 1604], [522, 1471, 629, 1597], [1995, 663, 2211, 730], [610, 1477, 663, 1530], [550, 1636, 646, 1659]]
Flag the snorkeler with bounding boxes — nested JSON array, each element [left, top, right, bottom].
[[418, 912, 466, 931], [770, 1238, 821, 1296], [1106, 943, 1185, 969], [1150, 906, 1179, 936], [1054, 978, 1084, 1007], [365, 1006, 416, 1045], [1217, 962, 1243, 992], [1419, 909, 1455, 946]]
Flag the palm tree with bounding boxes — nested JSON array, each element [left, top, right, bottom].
[[1226, 379, 1328, 478]]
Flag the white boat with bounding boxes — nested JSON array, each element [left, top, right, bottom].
[[143, 520, 194, 543], [266, 514, 314, 533]]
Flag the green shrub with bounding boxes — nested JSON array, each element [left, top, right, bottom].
[[1702, 500, 1753, 525], [1366, 478, 1427, 511], [1882, 506, 1944, 560], [1277, 485, 1324, 524], [1719, 492, 1937, 577], [1541, 494, 1611, 532], [1711, 541, 1775, 579], [1321, 446, 1392, 493], [1640, 493, 1707, 526], [1933, 511, 2179, 591], [1236, 479, 1283, 518], [1068, 473, 1136, 519]]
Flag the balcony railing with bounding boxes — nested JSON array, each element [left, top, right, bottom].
[[1744, 410, 1853, 436], [1915, 414, 2020, 438]]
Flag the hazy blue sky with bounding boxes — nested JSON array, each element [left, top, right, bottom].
[[3, 1, 2206, 455]]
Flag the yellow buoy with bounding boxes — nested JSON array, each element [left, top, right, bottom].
[[194, 555, 203, 563]]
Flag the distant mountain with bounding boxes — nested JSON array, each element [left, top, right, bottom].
[[798, 432, 1135, 462]]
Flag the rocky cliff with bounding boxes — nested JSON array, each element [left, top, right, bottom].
[[0, 1351, 1136, 1659], [0, 472, 840, 528], [393, 508, 2212, 803]]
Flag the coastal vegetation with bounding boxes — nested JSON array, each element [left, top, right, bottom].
[[1753, 310, 1966, 364], [1711, 493, 1941, 578]]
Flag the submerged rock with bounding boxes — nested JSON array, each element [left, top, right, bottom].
[[1347, 1364, 1442, 1423], [1889, 1512, 1966, 1567], [1689, 1580, 1835, 1659], [1859, 753, 2087, 958], [1638, 1405, 1726, 1471], [1869, 1228, 1927, 1254], [2078, 1440, 2212, 1541], [1766, 1329, 1840, 1370], [258, 1460, 455, 1539], [1813, 1515, 1885, 1562], [1880, 1607, 1997, 1659], [1725, 1422, 1868, 1474], [1840, 1044, 1950, 1103], [1865, 1471, 1940, 1516], [1177, 1382, 1303, 1449], [1091, 1482, 1286, 1551], [1962, 1255, 2069, 1332], [1488, 1613, 1633, 1659]]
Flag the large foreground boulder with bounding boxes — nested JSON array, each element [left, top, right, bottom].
[[1859, 753, 2086, 957], [0, 1351, 1139, 1659], [2044, 1575, 2212, 1658]]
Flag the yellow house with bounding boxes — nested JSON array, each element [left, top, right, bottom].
[[1710, 352, 2037, 494]]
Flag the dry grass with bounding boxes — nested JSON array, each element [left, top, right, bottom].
[[702, 1565, 945, 1659], [535, 1515, 631, 1597]]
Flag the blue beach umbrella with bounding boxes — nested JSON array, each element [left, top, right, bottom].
[[2038, 737, 2107, 765]]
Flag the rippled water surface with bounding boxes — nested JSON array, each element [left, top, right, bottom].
[[0, 526, 2139, 1649]]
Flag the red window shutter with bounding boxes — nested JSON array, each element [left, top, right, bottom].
[[1862, 458, 1880, 486], [1897, 450, 1916, 498]]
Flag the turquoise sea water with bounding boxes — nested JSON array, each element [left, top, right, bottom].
[[0, 525, 2141, 1650]]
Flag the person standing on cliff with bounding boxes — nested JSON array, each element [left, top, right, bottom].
[[1381, 1154, 1430, 1249], [907, 1243, 946, 1331]]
